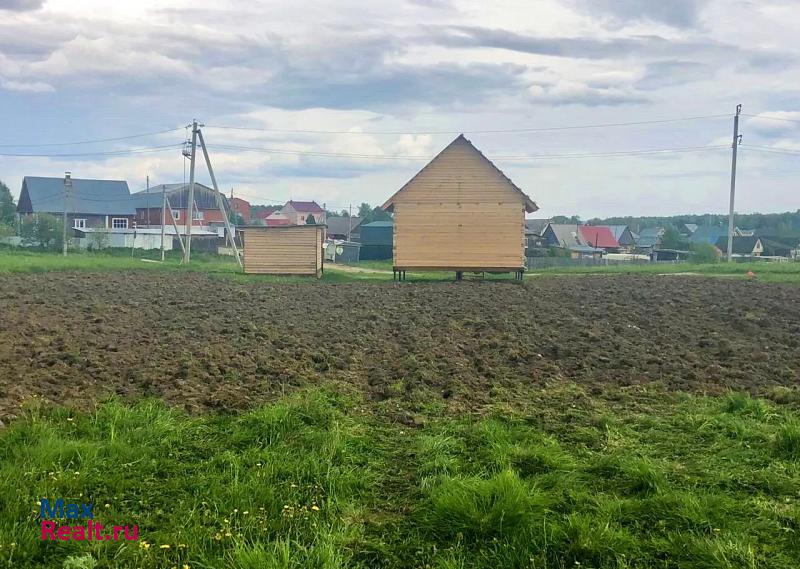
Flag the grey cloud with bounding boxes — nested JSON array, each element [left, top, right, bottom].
[[571, 0, 710, 28], [0, 0, 42, 11], [431, 25, 734, 61], [635, 60, 710, 90]]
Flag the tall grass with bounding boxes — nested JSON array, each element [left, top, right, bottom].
[[1, 389, 799, 567]]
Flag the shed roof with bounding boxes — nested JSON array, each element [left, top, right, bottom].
[[18, 176, 135, 215], [131, 183, 223, 210], [579, 226, 619, 249], [382, 134, 538, 213]]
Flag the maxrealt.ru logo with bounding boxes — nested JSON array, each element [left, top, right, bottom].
[[39, 499, 138, 542]]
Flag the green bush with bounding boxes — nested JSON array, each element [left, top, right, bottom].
[[690, 242, 721, 264]]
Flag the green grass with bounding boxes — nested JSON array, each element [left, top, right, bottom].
[[2, 248, 800, 284], [1, 387, 799, 568], [527, 260, 800, 283]]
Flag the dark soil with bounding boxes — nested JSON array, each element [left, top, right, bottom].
[[0, 272, 798, 420]]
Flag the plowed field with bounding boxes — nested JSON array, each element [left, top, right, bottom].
[[1, 272, 798, 420]]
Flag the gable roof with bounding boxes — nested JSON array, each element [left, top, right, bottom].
[[285, 200, 324, 213], [544, 224, 583, 247], [714, 236, 761, 254], [690, 226, 727, 245], [606, 225, 635, 243], [579, 225, 619, 249], [326, 216, 363, 236], [131, 183, 224, 210], [18, 176, 135, 216], [382, 134, 538, 213], [524, 218, 550, 236]]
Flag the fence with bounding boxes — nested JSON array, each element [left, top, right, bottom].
[[525, 257, 684, 270]]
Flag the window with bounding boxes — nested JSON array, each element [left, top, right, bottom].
[[111, 218, 128, 229], [172, 210, 180, 221], [73, 219, 86, 229], [193, 210, 204, 221]]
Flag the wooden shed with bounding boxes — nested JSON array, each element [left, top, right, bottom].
[[241, 225, 325, 277], [382, 134, 538, 279]]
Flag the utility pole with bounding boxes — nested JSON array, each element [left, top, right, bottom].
[[160, 184, 166, 261], [62, 171, 72, 256], [184, 119, 199, 263], [145, 175, 150, 229], [726, 104, 742, 263], [347, 203, 352, 241], [196, 128, 242, 268]]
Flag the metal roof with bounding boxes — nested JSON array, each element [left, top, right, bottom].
[[690, 226, 727, 245], [326, 216, 363, 235], [579, 225, 619, 249], [524, 218, 550, 236], [544, 224, 583, 247], [18, 176, 135, 216]]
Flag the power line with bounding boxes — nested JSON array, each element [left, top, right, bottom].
[[741, 145, 800, 156], [0, 144, 183, 157], [204, 114, 729, 136], [741, 114, 800, 124], [0, 127, 184, 148], [208, 143, 729, 161]]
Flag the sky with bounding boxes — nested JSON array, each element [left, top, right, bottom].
[[0, 0, 798, 219]]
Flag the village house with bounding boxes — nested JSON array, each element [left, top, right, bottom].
[[578, 225, 620, 252], [132, 183, 229, 228], [382, 134, 537, 278], [266, 200, 326, 226], [16, 176, 135, 229], [229, 197, 251, 223], [606, 225, 637, 250], [714, 236, 763, 258]]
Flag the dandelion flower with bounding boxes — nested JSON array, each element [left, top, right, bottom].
[[311, 505, 320, 511], [160, 544, 170, 549], [139, 541, 151, 550]]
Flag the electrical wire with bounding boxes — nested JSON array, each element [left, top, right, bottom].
[[741, 145, 800, 156], [741, 114, 800, 124], [204, 114, 730, 136], [0, 127, 185, 148], [0, 144, 183, 157], [207, 143, 730, 161]]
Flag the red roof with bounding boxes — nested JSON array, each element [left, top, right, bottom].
[[264, 217, 292, 227], [578, 226, 619, 249], [286, 200, 324, 213]]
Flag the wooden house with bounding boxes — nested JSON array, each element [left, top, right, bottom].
[[17, 176, 135, 229], [381, 135, 538, 279], [241, 225, 325, 276]]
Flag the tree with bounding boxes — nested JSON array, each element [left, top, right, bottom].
[[20, 213, 64, 250], [660, 224, 687, 250], [690, 242, 720, 264], [0, 180, 15, 225], [305, 213, 316, 224]]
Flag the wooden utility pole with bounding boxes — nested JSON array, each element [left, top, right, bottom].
[[62, 172, 71, 256], [160, 184, 166, 261], [184, 119, 199, 263], [726, 104, 742, 262], [196, 128, 242, 268]]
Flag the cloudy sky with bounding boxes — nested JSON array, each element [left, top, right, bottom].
[[0, 0, 798, 218]]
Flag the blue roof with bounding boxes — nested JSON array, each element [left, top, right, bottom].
[[19, 176, 134, 216], [690, 226, 727, 245], [361, 221, 394, 227]]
